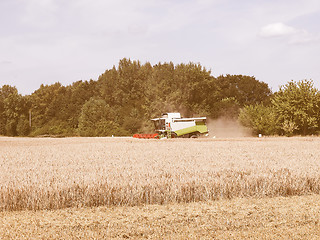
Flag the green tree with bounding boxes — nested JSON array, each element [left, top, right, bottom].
[[78, 97, 123, 136], [28, 80, 98, 136], [216, 75, 272, 106], [16, 115, 31, 136], [143, 62, 175, 118], [0, 85, 27, 136], [66, 80, 98, 129], [271, 80, 320, 135], [0, 92, 4, 135], [239, 104, 278, 135], [29, 83, 63, 128], [215, 97, 241, 119]]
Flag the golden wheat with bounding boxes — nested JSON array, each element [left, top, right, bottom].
[[1, 137, 320, 211]]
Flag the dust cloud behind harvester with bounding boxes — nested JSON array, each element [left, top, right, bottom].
[[207, 117, 252, 138]]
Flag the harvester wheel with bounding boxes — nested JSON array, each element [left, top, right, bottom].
[[190, 133, 199, 138], [171, 132, 177, 138]]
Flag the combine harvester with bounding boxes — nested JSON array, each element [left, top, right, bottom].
[[133, 112, 208, 139]]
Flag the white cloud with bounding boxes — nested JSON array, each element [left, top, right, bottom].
[[259, 22, 298, 38], [259, 22, 320, 45]]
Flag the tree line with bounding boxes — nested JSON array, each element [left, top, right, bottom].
[[0, 58, 319, 137]]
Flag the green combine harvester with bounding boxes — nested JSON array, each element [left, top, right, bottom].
[[133, 113, 208, 139]]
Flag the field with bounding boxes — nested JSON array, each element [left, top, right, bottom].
[[1, 136, 320, 239]]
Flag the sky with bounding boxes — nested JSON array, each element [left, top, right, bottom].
[[0, 0, 320, 95]]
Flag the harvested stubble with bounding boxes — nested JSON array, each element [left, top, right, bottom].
[[1, 137, 320, 211]]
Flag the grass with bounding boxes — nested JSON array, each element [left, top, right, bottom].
[[1, 137, 320, 211]]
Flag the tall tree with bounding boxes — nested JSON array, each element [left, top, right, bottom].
[[78, 97, 125, 136], [0, 85, 27, 136], [216, 75, 272, 106], [239, 103, 278, 136], [272, 79, 320, 135]]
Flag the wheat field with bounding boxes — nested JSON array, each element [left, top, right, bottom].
[[1, 136, 320, 212]]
